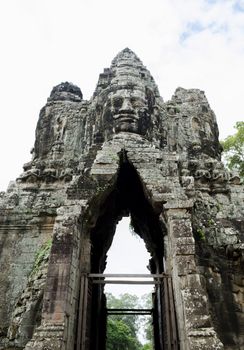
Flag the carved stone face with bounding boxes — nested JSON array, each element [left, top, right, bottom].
[[103, 87, 151, 134]]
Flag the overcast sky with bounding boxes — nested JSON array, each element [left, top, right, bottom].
[[105, 217, 153, 297], [1, 0, 244, 191]]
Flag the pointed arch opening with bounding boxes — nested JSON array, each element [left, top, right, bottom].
[[90, 157, 166, 275]]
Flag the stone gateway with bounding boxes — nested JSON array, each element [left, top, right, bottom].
[[0, 48, 243, 350]]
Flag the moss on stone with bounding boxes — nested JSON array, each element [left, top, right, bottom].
[[30, 239, 52, 278], [196, 228, 206, 241]]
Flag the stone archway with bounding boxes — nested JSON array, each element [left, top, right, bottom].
[[22, 135, 224, 350], [75, 152, 180, 350]]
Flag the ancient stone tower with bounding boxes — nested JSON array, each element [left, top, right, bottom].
[[0, 48, 243, 350]]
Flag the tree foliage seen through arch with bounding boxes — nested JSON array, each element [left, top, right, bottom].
[[106, 293, 153, 350]]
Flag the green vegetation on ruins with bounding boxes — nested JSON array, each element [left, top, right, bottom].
[[221, 121, 244, 179], [30, 238, 52, 278]]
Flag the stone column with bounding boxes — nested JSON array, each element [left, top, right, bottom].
[[24, 203, 83, 350], [164, 200, 223, 350]]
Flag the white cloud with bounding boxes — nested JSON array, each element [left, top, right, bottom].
[[0, 0, 244, 190]]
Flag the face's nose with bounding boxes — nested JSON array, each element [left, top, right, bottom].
[[119, 98, 133, 113]]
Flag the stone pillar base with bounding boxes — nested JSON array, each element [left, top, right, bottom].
[[24, 324, 65, 350], [188, 328, 224, 350]]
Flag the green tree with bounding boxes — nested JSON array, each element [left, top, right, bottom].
[[140, 294, 153, 348], [221, 121, 244, 178], [106, 293, 141, 337], [107, 318, 141, 350], [141, 344, 153, 350], [106, 293, 142, 350], [106, 293, 153, 350]]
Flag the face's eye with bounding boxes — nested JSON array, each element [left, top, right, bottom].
[[112, 97, 123, 109], [131, 97, 145, 108]]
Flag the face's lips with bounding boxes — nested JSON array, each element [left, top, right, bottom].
[[113, 113, 139, 121]]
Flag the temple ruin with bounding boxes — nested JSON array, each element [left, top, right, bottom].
[[0, 48, 243, 350]]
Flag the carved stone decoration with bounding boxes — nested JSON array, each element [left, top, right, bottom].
[[0, 48, 243, 350]]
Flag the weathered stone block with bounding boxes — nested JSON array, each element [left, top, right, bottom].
[[175, 255, 197, 275], [171, 219, 193, 238], [175, 243, 195, 255]]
